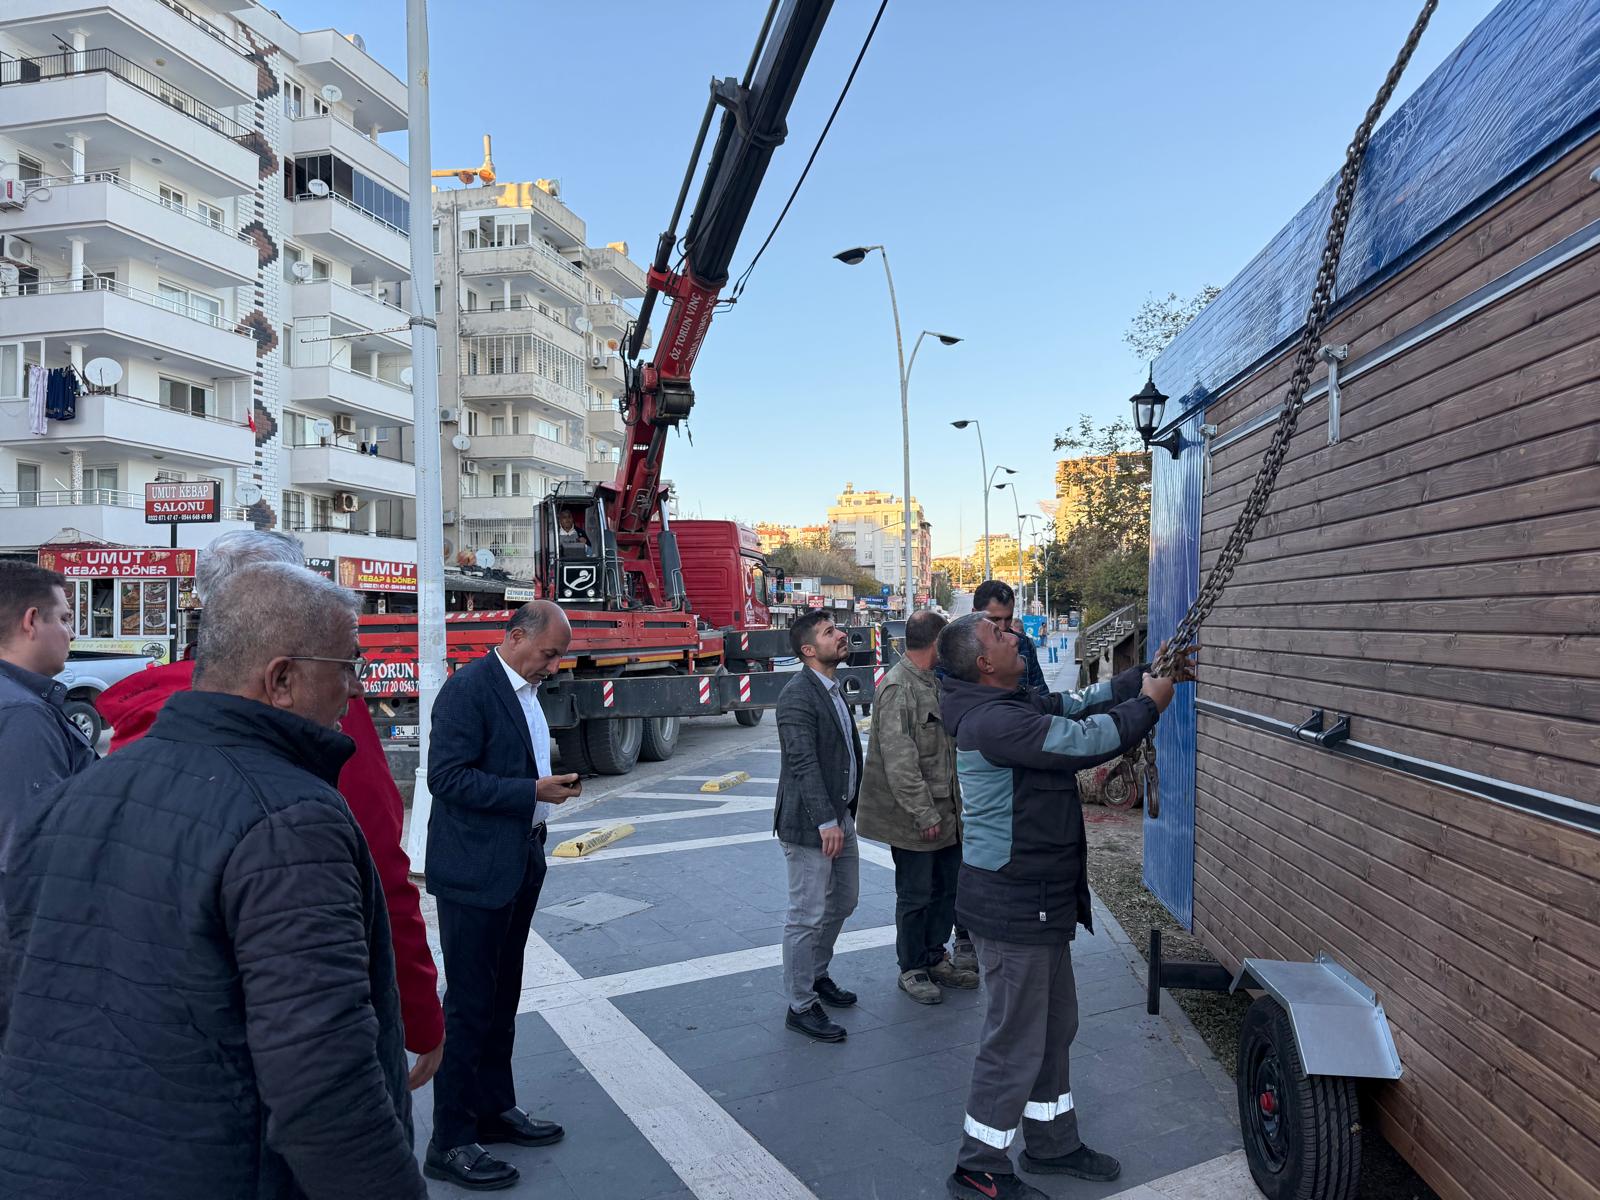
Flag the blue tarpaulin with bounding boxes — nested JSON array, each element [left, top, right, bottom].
[[1152, 0, 1600, 422]]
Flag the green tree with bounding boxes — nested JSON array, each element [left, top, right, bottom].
[[1122, 285, 1220, 361], [1049, 415, 1151, 626]]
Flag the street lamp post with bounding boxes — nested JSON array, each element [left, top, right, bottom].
[[1021, 514, 1043, 609], [836, 245, 959, 614], [952, 420, 996, 580], [994, 481, 1024, 599]]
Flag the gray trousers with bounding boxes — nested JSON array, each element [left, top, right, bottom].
[[957, 936, 1081, 1175], [779, 815, 860, 1013]]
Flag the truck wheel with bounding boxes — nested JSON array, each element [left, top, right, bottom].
[[65, 699, 103, 745], [584, 717, 643, 775], [1237, 996, 1362, 1200], [639, 715, 681, 762], [734, 708, 764, 727], [554, 724, 595, 775]]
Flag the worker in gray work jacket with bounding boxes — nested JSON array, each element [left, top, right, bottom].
[[937, 613, 1195, 1200]]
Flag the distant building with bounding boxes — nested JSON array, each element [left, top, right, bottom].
[[825, 482, 931, 594], [1054, 452, 1143, 541]]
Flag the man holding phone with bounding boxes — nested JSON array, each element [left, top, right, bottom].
[[423, 600, 581, 1191]]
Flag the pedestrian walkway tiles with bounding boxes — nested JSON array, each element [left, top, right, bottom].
[[414, 742, 1245, 1199]]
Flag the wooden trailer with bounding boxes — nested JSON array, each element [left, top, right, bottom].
[[1142, 2, 1600, 1198]]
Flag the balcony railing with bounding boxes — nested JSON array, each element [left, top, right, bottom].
[[98, 389, 251, 428], [153, 0, 254, 57], [460, 237, 586, 284], [0, 274, 250, 336], [0, 488, 243, 519], [0, 48, 250, 141], [297, 277, 408, 316], [23, 173, 253, 244], [295, 190, 408, 238], [291, 110, 382, 143]]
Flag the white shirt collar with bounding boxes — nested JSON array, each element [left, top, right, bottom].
[[496, 648, 534, 694], [806, 663, 840, 695]]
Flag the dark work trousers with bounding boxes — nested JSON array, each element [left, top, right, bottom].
[[890, 843, 961, 972], [957, 936, 1081, 1175], [432, 824, 548, 1151]]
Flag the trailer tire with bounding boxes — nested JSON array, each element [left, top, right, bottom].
[[1238, 996, 1362, 1200], [554, 724, 595, 775], [734, 708, 764, 727], [639, 715, 681, 762], [584, 717, 643, 775], [64, 698, 103, 745]]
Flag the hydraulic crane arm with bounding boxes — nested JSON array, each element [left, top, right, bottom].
[[600, 0, 834, 554]]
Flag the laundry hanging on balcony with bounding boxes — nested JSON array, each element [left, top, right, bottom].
[[44, 368, 81, 422], [25, 364, 46, 436]]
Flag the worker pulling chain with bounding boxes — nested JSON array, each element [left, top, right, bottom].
[[1144, 0, 1438, 819]]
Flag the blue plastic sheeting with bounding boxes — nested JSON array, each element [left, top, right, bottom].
[[1143, 410, 1205, 929], [1152, 0, 1600, 420]]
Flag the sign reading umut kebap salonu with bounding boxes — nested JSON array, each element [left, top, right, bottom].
[[337, 557, 418, 594], [144, 481, 221, 524]]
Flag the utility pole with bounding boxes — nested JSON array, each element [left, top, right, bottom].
[[404, 0, 445, 866]]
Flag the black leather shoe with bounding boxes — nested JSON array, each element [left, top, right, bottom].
[[423, 1142, 519, 1191], [786, 1001, 846, 1042], [477, 1106, 565, 1147], [1018, 1144, 1122, 1181], [813, 975, 857, 1007]]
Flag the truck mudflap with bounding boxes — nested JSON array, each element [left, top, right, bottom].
[[538, 663, 887, 729]]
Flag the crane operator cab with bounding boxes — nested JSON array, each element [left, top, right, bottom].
[[534, 486, 622, 607]]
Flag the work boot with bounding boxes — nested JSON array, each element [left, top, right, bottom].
[[1018, 1144, 1122, 1182], [947, 1169, 1046, 1199], [950, 936, 978, 973], [898, 969, 943, 1005], [929, 958, 979, 989]]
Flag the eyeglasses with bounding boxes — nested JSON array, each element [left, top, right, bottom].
[[286, 654, 368, 677]]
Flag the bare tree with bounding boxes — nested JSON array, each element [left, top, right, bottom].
[[1123, 285, 1221, 361]]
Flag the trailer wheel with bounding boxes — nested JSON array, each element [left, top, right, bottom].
[[64, 699, 103, 745], [554, 724, 595, 775], [584, 717, 643, 775], [1237, 996, 1362, 1200], [639, 715, 681, 762], [734, 708, 764, 727]]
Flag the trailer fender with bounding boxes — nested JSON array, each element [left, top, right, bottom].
[[1231, 954, 1402, 1080]]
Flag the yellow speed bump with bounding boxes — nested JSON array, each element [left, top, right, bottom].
[[551, 823, 636, 858], [700, 770, 751, 793]]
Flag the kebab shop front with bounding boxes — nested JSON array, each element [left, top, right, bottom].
[[37, 546, 197, 664], [305, 556, 419, 612]]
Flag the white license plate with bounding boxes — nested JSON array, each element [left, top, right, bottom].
[[389, 724, 419, 738]]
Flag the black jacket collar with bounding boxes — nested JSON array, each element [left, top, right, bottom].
[[149, 690, 356, 786]]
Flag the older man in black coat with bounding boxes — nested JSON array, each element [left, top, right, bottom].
[[0, 563, 424, 1200]]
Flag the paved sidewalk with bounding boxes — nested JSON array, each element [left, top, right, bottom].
[[410, 709, 1248, 1199]]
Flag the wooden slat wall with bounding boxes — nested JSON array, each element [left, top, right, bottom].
[[1189, 133, 1600, 1200]]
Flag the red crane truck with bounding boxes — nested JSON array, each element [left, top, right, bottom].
[[361, 0, 895, 775]]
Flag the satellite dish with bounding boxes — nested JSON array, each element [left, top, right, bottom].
[[291, 260, 313, 281], [475, 549, 496, 570], [441, 538, 454, 560], [606, 339, 619, 352], [306, 179, 330, 197], [84, 357, 123, 388], [320, 83, 343, 104], [312, 417, 335, 440], [450, 433, 471, 452], [400, 367, 414, 386], [574, 317, 593, 334], [237, 482, 263, 505], [345, 32, 366, 52]]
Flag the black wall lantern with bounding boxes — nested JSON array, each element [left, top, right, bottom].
[[1130, 365, 1182, 458]]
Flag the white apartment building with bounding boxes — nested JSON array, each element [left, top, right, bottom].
[[0, 0, 418, 648], [433, 180, 647, 580]]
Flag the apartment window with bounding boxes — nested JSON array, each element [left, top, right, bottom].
[[491, 416, 506, 436], [310, 255, 330, 280], [283, 490, 307, 530], [16, 155, 42, 183], [290, 154, 410, 230], [312, 495, 333, 529], [284, 80, 305, 119], [511, 413, 523, 434], [464, 410, 480, 436], [282, 323, 293, 365], [84, 466, 118, 501], [537, 419, 561, 442], [16, 462, 39, 505], [431, 223, 440, 254], [160, 377, 212, 417], [433, 284, 441, 310], [465, 290, 478, 313], [158, 184, 187, 214], [492, 473, 508, 498], [460, 334, 583, 390], [154, 469, 188, 483], [196, 200, 224, 230], [158, 281, 222, 326]]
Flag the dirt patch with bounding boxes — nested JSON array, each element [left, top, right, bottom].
[[1084, 806, 1438, 1200]]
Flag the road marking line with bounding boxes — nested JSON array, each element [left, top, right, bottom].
[[522, 931, 818, 1200], [548, 798, 772, 833], [545, 830, 771, 865]]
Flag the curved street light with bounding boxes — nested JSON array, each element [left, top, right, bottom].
[[837, 245, 961, 612]]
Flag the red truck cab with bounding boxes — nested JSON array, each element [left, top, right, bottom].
[[649, 519, 770, 631]]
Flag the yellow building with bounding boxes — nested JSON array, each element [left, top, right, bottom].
[[1054, 453, 1144, 541], [826, 483, 932, 593]]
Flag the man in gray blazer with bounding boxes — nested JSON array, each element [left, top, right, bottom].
[[774, 609, 863, 1043]]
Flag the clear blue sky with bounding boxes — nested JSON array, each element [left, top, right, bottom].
[[266, 0, 1500, 555]]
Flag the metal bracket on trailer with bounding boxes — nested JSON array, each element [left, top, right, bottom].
[[1232, 955, 1403, 1080], [538, 663, 888, 727]]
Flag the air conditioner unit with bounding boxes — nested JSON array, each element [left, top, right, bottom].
[[333, 413, 356, 435], [461, 459, 480, 476], [590, 355, 604, 369], [0, 180, 24, 210], [439, 407, 459, 424], [333, 492, 359, 513], [1, 235, 33, 266]]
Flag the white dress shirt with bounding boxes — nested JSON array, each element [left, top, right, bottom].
[[496, 649, 554, 829], [806, 664, 857, 833]]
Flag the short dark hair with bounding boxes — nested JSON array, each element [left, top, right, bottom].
[[905, 609, 947, 651], [973, 580, 1014, 611], [507, 602, 554, 636], [789, 609, 832, 658], [936, 614, 986, 683], [0, 561, 68, 642]]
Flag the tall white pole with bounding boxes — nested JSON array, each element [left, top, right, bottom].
[[405, 0, 445, 866]]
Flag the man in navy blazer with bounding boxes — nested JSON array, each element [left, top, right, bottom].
[[424, 600, 581, 1191]]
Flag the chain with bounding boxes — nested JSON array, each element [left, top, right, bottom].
[[1153, 0, 1437, 680]]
